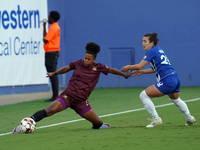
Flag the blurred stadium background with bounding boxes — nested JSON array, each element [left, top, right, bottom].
[[0, 0, 199, 96]]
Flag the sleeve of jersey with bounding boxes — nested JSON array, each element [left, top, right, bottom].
[[44, 26, 55, 41], [69, 60, 80, 70], [98, 64, 110, 75], [142, 49, 157, 62]]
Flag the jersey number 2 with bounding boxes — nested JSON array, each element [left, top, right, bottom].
[[161, 55, 171, 65]]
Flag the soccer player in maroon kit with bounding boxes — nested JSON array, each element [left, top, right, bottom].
[[12, 42, 130, 133]]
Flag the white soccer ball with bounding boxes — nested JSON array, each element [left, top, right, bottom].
[[19, 117, 36, 133]]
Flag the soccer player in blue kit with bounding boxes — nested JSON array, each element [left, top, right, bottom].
[[121, 33, 196, 128]]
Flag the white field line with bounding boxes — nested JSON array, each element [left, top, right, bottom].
[[0, 97, 199, 137]]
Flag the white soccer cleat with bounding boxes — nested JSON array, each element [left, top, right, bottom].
[[12, 126, 21, 134], [91, 123, 111, 129], [146, 117, 163, 128], [99, 123, 111, 129], [185, 116, 196, 126]]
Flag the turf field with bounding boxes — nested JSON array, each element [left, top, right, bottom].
[[0, 87, 200, 150]]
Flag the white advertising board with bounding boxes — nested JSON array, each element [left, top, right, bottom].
[[0, 0, 48, 86]]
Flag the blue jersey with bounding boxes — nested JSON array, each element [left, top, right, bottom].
[[143, 46, 175, 82]]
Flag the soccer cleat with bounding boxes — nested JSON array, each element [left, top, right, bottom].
[[99, 123, 111, 129], [12, 126, 21, 134], [185, 116, 196, 126], [146, 117, 163, 128], [92, 123, 111, 129]]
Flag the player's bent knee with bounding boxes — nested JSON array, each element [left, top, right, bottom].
[[139, 90, 151, 104], [140, 90, 147, 100]]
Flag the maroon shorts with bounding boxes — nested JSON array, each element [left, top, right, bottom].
[[55, 94, 92, 115]]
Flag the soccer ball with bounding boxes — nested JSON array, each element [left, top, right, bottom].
[[19, 117, 36, 133]]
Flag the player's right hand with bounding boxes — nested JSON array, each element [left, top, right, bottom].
[[46, 72, 54, 78], [131, 70, 142, 78]]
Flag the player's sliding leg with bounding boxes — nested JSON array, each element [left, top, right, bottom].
[[12, 100, 63, 134], [80, 109, 111, 129], [31, 100, 63, 121], [30, 109, 47, 122]]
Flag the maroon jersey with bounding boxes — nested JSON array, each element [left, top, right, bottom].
[[65, 59, 110, 100]]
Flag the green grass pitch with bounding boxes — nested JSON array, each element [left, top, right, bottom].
[[0, 87, 200, 150]]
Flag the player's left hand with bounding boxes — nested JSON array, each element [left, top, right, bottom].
[[131, 70, 142, 78]]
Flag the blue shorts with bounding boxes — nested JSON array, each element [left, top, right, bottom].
[[155, 73, 180, 95]]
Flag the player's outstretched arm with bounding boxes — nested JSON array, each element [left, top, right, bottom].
[[47, 66, 71, 77], [140, 68, 155, 74], [121, 60, 148, 72], [131, 68, 155, 78], [109, 67, 131, 79]]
